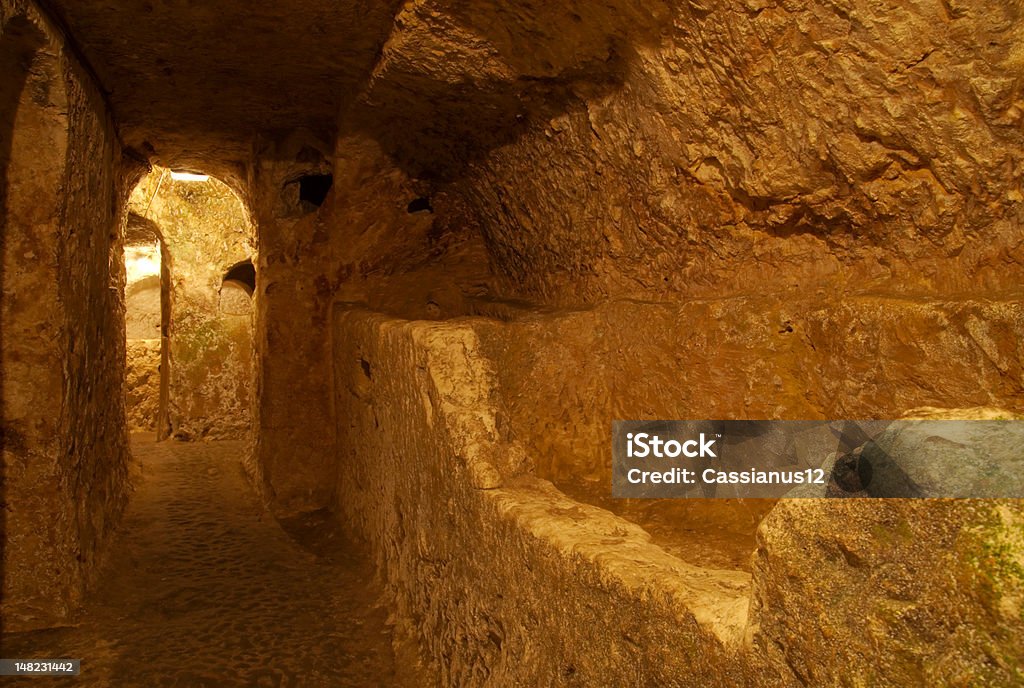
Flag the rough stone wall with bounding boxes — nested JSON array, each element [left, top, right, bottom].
[[129, 170, 255, 441], [333, 308, 750, 687], [329, 8, 1024, 680], [1, 0, 133, 631], [463, 295, 1021, 571], [751, 498, 1024, 686], [333, 305, 1024, 686], [252, 133, 492, 514], [480, 296, 1024, 484], [125, 339, 161, 433], [124, 241, 161, 432], [355, 0, 1024, 306], [189, 1, 1024, 682]]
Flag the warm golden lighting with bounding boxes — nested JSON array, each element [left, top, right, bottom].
[[124, 243, 160, 283], [170, 171, 209, 182]]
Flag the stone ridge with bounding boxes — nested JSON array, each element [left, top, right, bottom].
[[332, 302, 1024, 686]]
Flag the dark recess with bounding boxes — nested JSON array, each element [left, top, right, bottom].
[[407, 197, 433, 214], [298, 174, 333, 207], [223, 260, 256, 295]]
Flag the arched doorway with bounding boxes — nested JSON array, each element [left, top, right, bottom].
[[124, 167, 257, 443], [124, 213, 172, 439]]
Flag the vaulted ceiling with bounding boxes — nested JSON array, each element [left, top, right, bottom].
[[43, 0, 404, 173], [41, 0, 662, 180]]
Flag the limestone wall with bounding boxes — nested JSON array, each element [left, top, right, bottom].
[[326, 8, 1024, 677], [333, 308, 750, 686], [124, 239, 162, 432], [349, 0, 1024, 308], [332, 303, 1024, 686], [475, 296, 1024, 487], [252, 133, 492, 514], [1, 0, 135, 630], [125, 339, 161, 433]]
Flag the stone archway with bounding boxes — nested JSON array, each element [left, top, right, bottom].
[[124, 212, 172, 439], [126, 168, 258, 443]]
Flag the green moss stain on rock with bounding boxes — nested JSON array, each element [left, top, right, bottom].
[[965, 504, 1024, 620]]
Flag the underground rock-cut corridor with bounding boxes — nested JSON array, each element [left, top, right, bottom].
[[2, 0, 1024, 686], [3, 437, 416, 687]]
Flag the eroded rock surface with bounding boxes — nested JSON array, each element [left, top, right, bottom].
[[125, 339, 160, 433], [1, 1, 137, 630], [3, 0, 1023, 683], [752, 499, 1024, 686], [359, 0, 1024, 306]]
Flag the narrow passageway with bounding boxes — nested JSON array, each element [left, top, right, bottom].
[[2, 437, 412, 687], [4, 1, 1024, 684]]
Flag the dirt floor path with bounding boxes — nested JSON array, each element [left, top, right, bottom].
[[2, 436, 417, 687]]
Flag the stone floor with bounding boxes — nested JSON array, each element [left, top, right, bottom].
[[2, 436, 423, 686]]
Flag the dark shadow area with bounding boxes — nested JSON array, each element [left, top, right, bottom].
[[406, 197, 433, 214], [347, 62, 628, 183], [343, 1, 674, 182], [37, 0, 409, 177], [223, 259, 256, 296], [277, 507, 367, 567], [281, 173, 333, 216], [298, 174, 333, 208]]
